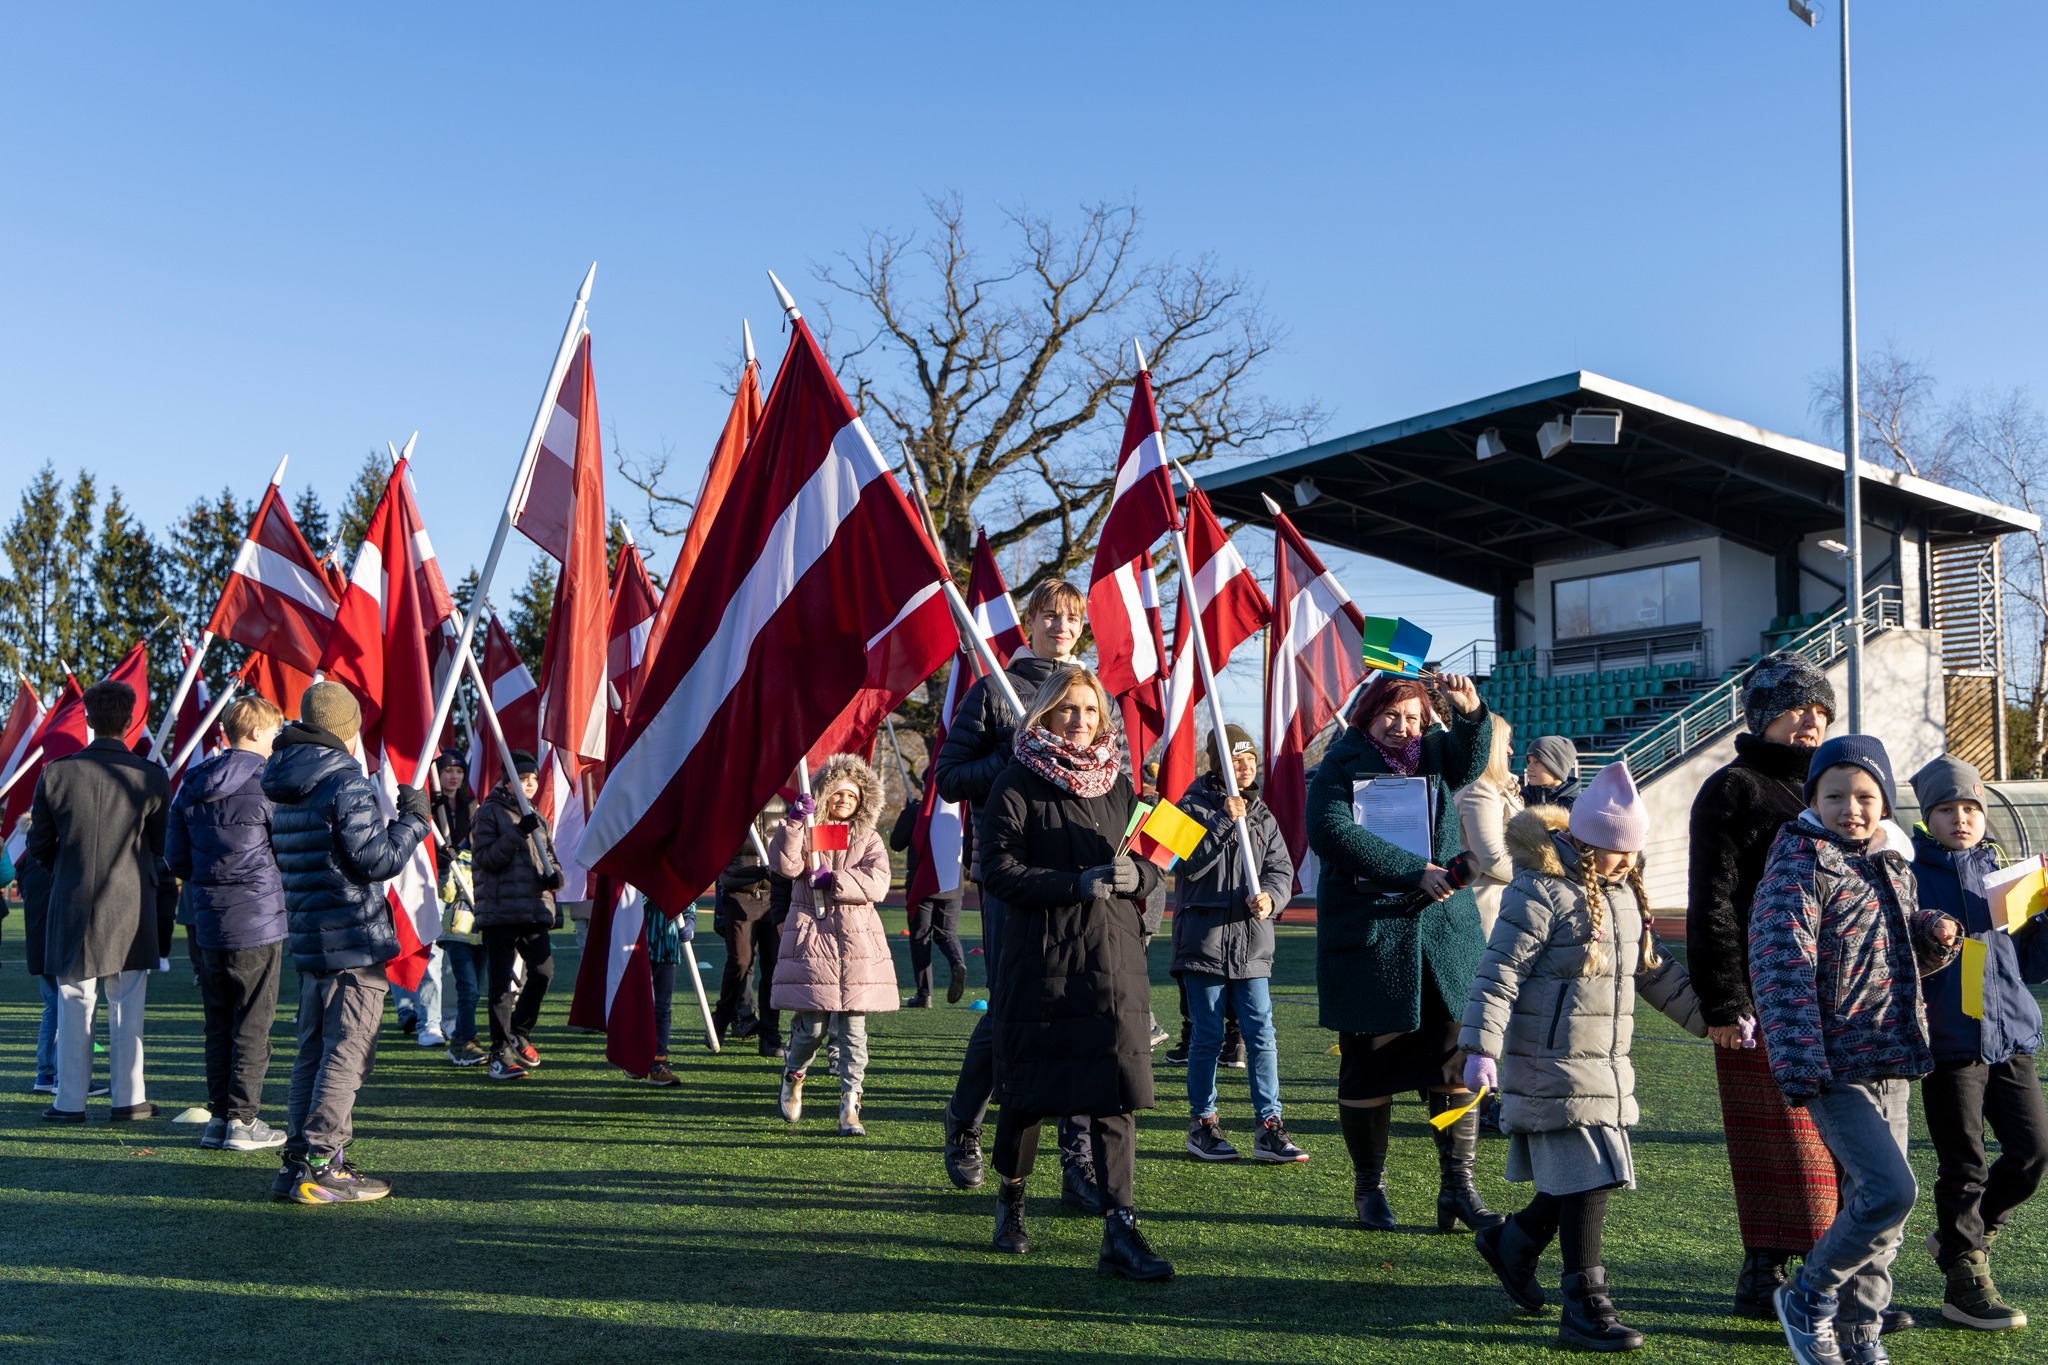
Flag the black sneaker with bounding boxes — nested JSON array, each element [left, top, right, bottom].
[[289, 1156, 391, 1204], [489, 1058, 529, 1081], [272, 1156, 312, 1201], [1163, 1044, 1190, 1066], [447, 1039, 487, 1067], [1250, 1117, 1309, 1163], [1219, 1035, 1247, 1070], [513, 1041, 541, 1069], [1186, 1116, 1240, 1162]]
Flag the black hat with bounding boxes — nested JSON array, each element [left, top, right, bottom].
[[1206, 723, 1257, 775], [1743, 651, 1836, 735], [434, 750, 467, 773], [1804, 734, 1895, 814], [510, 749, 539, 776]]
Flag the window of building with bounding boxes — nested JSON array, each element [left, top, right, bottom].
[[1552, 560, 1701, 641]]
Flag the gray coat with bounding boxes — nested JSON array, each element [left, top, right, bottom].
[[1169, 774, 1294, 980], [1459, 804, 1706, 1134], [27, 738, 171, 979]]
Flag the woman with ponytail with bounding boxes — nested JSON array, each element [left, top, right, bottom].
[[1459, 761, 1708, 1352]]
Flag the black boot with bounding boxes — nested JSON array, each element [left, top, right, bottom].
[[1098, 1207, 1173, 1280], [1733, 1248, 1789, 1320], [1429, 1092, 1505, 1232], [1559, 1266, 1644, 1351], [1341, 1104, 1396, 1229], [944, 1118, 986, 1191], [1061, 1161, 1104, 1215], [1476, 1212, 1548, 1312], [992, 1178, 1030, 1254]]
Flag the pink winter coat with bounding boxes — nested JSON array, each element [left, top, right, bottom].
[[767, 819, 899, 1014]]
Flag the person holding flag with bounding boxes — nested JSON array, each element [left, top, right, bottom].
[[472, 750, 564, 1081], [892, 764, 967, 1008]]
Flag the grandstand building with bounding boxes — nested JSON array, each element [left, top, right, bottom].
[[1207, 371, 2038, 909]]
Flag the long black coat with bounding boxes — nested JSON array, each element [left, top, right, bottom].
[[978, 760, 1162, 1116], [29, 738, 171, 979], [1686, 733, 1812, 1027], [471, 784, 561, 927], [16, 846, 53, 977]]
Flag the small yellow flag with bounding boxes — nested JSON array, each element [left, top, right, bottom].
[[1430, 1086, 1490, 1130], [1960, 937, 1988, 1020], [1138, 797, 1208, 863]]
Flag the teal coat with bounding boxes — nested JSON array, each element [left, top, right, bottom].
[[1307, 707, 1493, 1034]]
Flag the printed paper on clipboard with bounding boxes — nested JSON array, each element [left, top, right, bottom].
[[1352, 776, 1433, 860]]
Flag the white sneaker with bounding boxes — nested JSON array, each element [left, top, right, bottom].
[[224, 1117, 287, 1151], [778, 1070, 804, 1122], [417, 1029, 446, 1048]]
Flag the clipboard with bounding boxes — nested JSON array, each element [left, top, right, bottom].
[[1352, 776, 1433, 861]]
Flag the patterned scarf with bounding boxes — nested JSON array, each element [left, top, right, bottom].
[[1369, 733, 1423, 776], [1014, 726, 1121, 799]]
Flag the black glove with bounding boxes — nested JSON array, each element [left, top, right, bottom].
[[396, 785, 432, 823], [517, 811, 541, 835]]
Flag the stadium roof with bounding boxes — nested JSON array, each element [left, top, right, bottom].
[[1201, 371, 2040, 596]]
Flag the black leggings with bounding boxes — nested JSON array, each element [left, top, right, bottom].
[[993, 1109, 1136, 1210], [1515, 1187, 1613, 1272]]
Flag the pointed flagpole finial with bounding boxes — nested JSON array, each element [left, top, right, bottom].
[[577, 262, 597, 304], [767, 270, 802, 322], [269, 454, 291, 487], [617, 518, 636, 546], [1260, 492, 1284, 516], [401, 432, 418, 461], [742, 318, 756, 365], [1170, 457, 1200, 492], [1132, 339, 1150, 374], [387, 440, 402, 466]]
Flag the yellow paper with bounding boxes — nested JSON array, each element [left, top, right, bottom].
[[1429, 1085, 1489, 1130], [1989, 863, 2048, 932], [1139, 797, 1207, 862], [1960, 937, 1988, 1020]]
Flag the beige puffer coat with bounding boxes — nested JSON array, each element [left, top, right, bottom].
[[768, 753, 900, 1015], [1458, 805, 1706, 1133]]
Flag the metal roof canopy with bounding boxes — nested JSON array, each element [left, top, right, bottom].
[[1201, 371, 2040, 597]]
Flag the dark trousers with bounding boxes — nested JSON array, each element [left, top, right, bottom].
[[908, 895, 966, 998], [1922, 1053, 2048, 1266], [713, 894, 779, 1043], [651, 961, 677, 1056], [994, 1109, 1135, 1209], [198, 941, 283, 1121], [483, 924, 554, 1058], [440, 940, 483, 1043], [285, 965, 387, 1163]]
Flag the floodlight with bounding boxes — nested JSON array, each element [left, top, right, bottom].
[[1293, 477, 1321, 508], [1819, 538, 1850, 557], [1571, 409, 1624, 445], [1788, 0, 1818, 27], [1475, 428, 1510, 460], [1536, 418, 1572, 460]]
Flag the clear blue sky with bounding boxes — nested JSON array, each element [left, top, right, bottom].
[[5, 3, 2043, 715]]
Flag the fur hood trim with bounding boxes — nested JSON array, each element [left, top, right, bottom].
[[1505, 804, 1572, 875], [811, 752, 884, 834]]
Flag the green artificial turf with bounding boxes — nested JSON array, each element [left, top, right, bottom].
[[1, 918, 2043, 1363]]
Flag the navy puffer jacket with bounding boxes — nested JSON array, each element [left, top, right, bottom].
[[167, 748, 285, 951], [261, 724, 430, 973], [1910, 830, 2048, 1065]]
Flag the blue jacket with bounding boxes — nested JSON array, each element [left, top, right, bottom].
[[261, 723, 430, 974], [166, 748, 286, 952], [1910, 830, 2048, 1066]]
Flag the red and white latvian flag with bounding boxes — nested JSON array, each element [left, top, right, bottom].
[[605, 532, 661, 739], [579, 312, 958, 911], [905, 530, 1025, 905], [0, 677, 44, 856], [165, 637, 220, 791], [1157, 488, 1273, 804], [567, 875, 657, 1077], [468, 613, 541, 802], [317, 459, 451, 991], [1088, 361, 1179, 700], [3, 647, 148, 847], [649, 341, 763, 662], [207, 482, 342, 673], [1266, 507, 1367, 894]]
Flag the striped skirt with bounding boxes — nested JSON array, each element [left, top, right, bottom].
[[1714, 1039, 1839, 1253]]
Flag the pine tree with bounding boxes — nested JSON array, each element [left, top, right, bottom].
[[509, 556, 555, 673], [0, 464, 72, 693], [166, 488, 254, 690], [55, 472, 99, 680], [91, 489, 171, 695], [293, 485, 333, 557], [335, 452, 389, 561]]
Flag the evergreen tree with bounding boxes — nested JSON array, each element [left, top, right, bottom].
[[0, 464, 73, 693], [56, 472, 99, 679], [166, 488, 254, 690], [91, 489, 171, 695], [509, 556, 555, 673], [293, 485, 333, 557], [335, 451, 389, 560]]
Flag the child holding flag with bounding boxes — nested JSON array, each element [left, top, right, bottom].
[[1461, 761, 1707, 1352]]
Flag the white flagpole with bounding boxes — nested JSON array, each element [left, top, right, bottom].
[[796, 756, 818, 875], [414, 264, 595, 787], [684, 936, 720, 1053], [0, 745, 43, 803], [166, 683, 237, 777], [897, 447, 1018, 711], [450, 606, 544, 828]]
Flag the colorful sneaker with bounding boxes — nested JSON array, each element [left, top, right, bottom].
[[646, 1058, 681, 1087], [489, 1058, 529, 1081], [1186, 1116, 1239, 1162], [200, 1116, 228, 1149], [225, 1118, 287, 1152], [289, 1156, 391, 1204], [778, 1070, 805, 1122], [514, 1041, 541, 1069], [272, 1156, 312, 1201], [1942, 1250, 2027, 1330], [447, 1039, 487, 1067], [1250, 1116, 1309, 1163]]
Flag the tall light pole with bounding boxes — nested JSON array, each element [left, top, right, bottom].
[[1791, 0, 1863, 731]]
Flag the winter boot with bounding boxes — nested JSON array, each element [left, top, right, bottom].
[[1428, 1091, 1504, 1232], [1098, 1207, 1173, 1281], [1942, 1249, 2028, 1330], [1559, 1266, 1644, 1352], [1062, 1161, 1104, 1215], [1475, 1212, 1548, 1312], [777, 1069, 804, 1122], [1342, 1103, 1395, 1229], [944, 1118, 986, 1190], [838, 1090, 866, 1138], [1735, 1247, 1791, 1319], [992, 1178, 1030, 1255]]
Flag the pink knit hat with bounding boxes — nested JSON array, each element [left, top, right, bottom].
[[1569, 760, 1648, 853]]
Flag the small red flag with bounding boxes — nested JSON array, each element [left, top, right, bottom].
[[812, 822, 850, 853]]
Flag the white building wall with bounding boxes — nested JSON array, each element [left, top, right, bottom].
[[1530, 535, 1777, 676]]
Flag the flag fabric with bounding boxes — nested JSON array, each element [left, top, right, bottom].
[[0, 679, 44, 852], [1136, 796, 1207, 864], [1266, 509, 1369, 895], [536, 749, 589, 902], [509, 332, 596, 565], [166, 638, 217, 791], [1115, 554, 1168, 781], [525, 335, 611, 770], [648, 348, 764, 663], [208, 483, 342, 673], [2, 646, 148, 844], [905, 530, 1024, 906], [468, 614, 542, 802], [1360, 616, 1433, 676], [1154, 488, 1273, 804], [579, 315, 958, 910], [1088, 365, 1180, 700], [811, 822, 851, 853], [605, 536, 661, 736], [566, 876, 657, 1078], [316, 459, 444, 992], [242, 650, 317, 721]]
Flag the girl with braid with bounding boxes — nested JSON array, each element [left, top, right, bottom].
[[1459, 761, 1709, 1353]]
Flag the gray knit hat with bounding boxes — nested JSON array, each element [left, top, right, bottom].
[[1525, 734, 1579, 783], [300, 681, 362, 745], [1742, 651, 1836, 735], [1910, 755, 1987, 813]]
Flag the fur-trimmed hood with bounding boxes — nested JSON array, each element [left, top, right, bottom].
[[1504, 804, 1572, 876], [811, 752, 884, 834]]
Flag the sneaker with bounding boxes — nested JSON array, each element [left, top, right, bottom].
[[1186, 1116, 1239, 1161], [1776, 1276, 1846, 1365], [1250, 1116, 1309, 1163], [514, 1041, 541, 1069], [1148, 1022, 1171, 1049], [1163, 1044, 1190, 1066], [1219, 1035, 1247, 1070], [288, 1156, 391, 1204], [199, 1116, 228, 1149], [778, 1070, 805, 1122], [397, 1011, 417, 1036], [1841, 1336, 1890, 1365], [417, 1029, 446, 1048], [272, 1156, 311, 1200], [947, 959, 966, 1004], [905, 994, 933, 1009], [1942, 1249, 2027, 1330], [31, 1079, 56, 1094], [41, 1106, 84, 1124], [109, 1102, 158, 1121], [646, 1058, 681, 1087], [87, 1082, 110, 1098], [225, 1118, 287, 1151], [489, 1058, 529, 1081], [759, 1036, 786, 1060], [447, 1039, 487, 1067]]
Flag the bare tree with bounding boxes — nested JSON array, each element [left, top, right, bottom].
[[1808, 342, 1957, 479], [815, 194, 1321, 589], [613, 432, 694, 540]]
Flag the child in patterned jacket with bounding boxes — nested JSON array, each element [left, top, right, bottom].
[[1750, 735, 1960, 1365]]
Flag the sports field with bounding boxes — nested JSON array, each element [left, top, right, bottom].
[[2, 918, 2042, 1364]]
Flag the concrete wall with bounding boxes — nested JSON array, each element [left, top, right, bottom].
[[1524, 534, 1778, 676]]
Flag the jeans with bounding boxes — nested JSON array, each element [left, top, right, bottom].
[[483, 924, 554, 1059], [1185, 973, 1281, 1123], [787, 1010, 868, 1094], [413, 945, 444, 1038], [285, 965, 388, 1163], [197, 942, 283, 1121], [1803, 1078, 1917, 1335], [1921, 1053, 2048, 1266], [57, 971, 147, 1111], [651, 961, 677, 1056], [439, 940, 483, 1043], [35, 975, 59, 1085]]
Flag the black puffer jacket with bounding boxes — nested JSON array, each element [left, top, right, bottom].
[[262, 723, 431, 973], [978, 760, 1162, 1116], [1685, 733, 1813, 1027], [1170, 773, 1295, 980], [471, 783, 561, 927], [934, 654, 1066, 805]]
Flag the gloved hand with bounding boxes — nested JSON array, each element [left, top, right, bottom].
[[810, 867, 835, 894], [396, 785, 432, 823], [1738, 1015, 1758, 1050], [1076, 864, 1119, 900], [516, 810, 541, 835], [1462, 1054, 1498, 1093], [790, 792, 816, 819], [1109, 855, 1140, 894]]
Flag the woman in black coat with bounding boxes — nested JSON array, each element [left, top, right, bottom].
[[978, 664, 1170, 1281]]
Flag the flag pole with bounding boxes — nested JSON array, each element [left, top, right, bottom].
[[795, 755, 819, 877], [165, 683, 238, 776], [897, 448, 1012, 704], [882, 715, 913, 800], [0, 745, 43, 803], [684, 933, 720, 1053], [414, 263, 596, 788]]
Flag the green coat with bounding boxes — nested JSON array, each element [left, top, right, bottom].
[[1307, 707, 1493, 1034]]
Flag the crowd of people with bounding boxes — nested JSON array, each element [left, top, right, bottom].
[[8, 584, 2048, 1363]]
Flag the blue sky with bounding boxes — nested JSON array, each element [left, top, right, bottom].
[[4, 3, 2043, 716]]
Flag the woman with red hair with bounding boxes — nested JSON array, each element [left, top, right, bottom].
[[1307, 669, 1501, 1235]]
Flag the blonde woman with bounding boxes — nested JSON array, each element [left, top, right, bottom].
[[1457, 715, 1524, 939]]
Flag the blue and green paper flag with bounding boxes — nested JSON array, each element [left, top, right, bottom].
[[1361, 616, 1432, 676]]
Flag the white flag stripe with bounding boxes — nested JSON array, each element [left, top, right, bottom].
[[540, 403, 578, 466], [491, 669, 537, 711], [579, 422, 887, 867], [866, 579, 944, 651], [1111, 430, 1166, 503], [1190, 539, 1253, 608], [625, 618, 652, 673], [231, 539, 340, 619], [1110, 561, 1158, 681], [604, 883, 644, 1009]]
